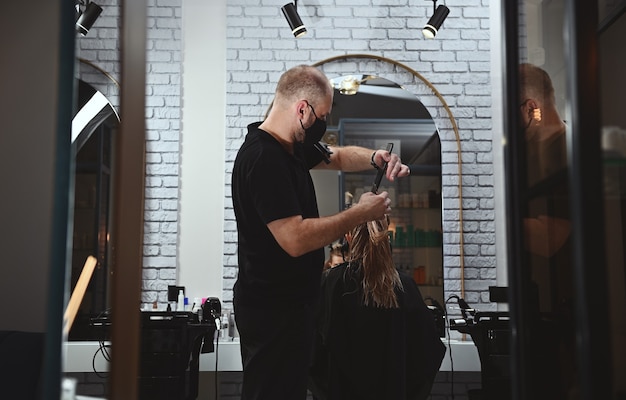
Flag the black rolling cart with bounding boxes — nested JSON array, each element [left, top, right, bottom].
[[139, 311, 216, 400], [92, 310, 216, 400]]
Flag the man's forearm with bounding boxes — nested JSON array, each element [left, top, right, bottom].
[[319, 145, 377, 172], [267, 193, 388, 258], [297, 206, 371, 254]]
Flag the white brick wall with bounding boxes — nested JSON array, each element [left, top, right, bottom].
[[77, 0, 497, 314], [77, 0, 182, 307], [224, 0, 496, 311]]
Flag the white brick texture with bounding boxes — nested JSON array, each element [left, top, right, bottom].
[[77, 0, 496, 314], [224, 0, 495, 313], [76, 0, 182, 308]]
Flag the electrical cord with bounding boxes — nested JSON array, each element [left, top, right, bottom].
[[90, 309, 111, 379], [443, 293, 479, 399], [202, 298, 223, 400], [214, 317, 220, 400], [92, 339, 111, 379], [423, 295, 456, 399], [444, 295, 461, 400]]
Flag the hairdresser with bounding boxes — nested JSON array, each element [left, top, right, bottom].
[[231, 64, 410, 400]]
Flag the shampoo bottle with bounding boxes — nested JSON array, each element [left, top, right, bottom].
[[177, 289, 184, 312]]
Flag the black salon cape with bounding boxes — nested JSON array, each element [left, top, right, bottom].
[[308, 264, 446, 400]]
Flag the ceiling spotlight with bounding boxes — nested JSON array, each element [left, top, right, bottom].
[[76, 1, 103, 36], [422, 1, 449, 39], [281, 1, 307, 38]]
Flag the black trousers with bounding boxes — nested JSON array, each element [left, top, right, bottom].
[[235, 301, 316, 400]]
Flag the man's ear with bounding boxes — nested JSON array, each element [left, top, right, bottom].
[[296, 100, 308, 116]]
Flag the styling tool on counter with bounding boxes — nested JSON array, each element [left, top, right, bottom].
[[203, 297, 222, 324]]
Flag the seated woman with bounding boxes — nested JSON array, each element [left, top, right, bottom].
[[309, 218, 446, 400]]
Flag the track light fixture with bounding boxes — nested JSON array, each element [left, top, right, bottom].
[[75, 0, 103, 36], [422, 0, 449, 39], [281, 1, 307, 38]]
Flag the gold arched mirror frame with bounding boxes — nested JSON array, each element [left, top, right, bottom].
[[312, 53, 465, 297]]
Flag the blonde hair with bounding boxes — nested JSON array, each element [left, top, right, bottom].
[[347, 219, 403, 308]]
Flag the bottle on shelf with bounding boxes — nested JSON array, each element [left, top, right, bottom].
[[413, 266, 426, 284], [177, 289, 184, 312]]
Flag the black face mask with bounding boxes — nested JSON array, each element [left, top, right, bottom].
[[300, 102, 327, 146], [298, 101, 332, 164], [302, 117, 327, 146]]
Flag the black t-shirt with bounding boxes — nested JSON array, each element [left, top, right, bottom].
[[231, 122, 325, 306]]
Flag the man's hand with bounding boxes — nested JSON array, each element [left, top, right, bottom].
[[353, 191, 391, 222], [372, 150, 411, 181], [315, 146, 411, 179]]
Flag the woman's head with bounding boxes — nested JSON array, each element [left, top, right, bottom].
[[325, 239, 349, 270]]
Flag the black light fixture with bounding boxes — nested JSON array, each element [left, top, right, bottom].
[[422, 0, 449, 39], [281, 1, 307, 38], [75, 1, 103, 36]]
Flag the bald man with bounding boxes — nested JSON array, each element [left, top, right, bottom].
[[519, 63, 570, 257], [231, 64, 410, 399]]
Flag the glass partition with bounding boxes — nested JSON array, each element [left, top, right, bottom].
[[503, 1, 620, 398]]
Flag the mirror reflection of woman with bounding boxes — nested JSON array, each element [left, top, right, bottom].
[[324, 237, 349, 271]]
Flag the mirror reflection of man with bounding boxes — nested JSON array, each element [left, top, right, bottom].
[[518, 62, 578, 399], [231, 64, 410, 400], [519, 63, 570, 258]]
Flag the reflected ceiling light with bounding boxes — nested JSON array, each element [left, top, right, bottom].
[[335, 75, 378, 95], [281, 1, 307, 38], [422, 0, 449, 39], [339, 76, 360, 95], [75, 1, 103, 36]]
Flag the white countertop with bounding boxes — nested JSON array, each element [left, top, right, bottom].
[[63, 337, 480, 373]]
